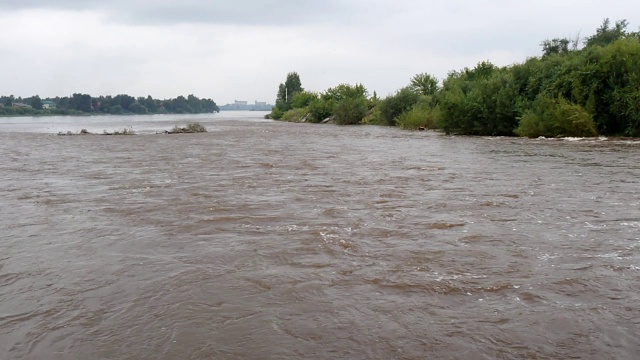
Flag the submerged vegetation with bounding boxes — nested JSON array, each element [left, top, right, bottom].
[[165, 123, 208, 134], [270, 19, 640, 138], [58, 128, 136, 136], [57, 122, 207, 136], [1, 94, 219, 116]]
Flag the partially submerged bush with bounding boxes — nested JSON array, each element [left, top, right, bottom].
[[280, 107, 308, 122], [362, 107, 384, 125], [397, 96, 442, 130], [167, 122, 207, 134], [291, 91, 318, 109], [103, 128, 136, 135], [270, 107, 284, 120], [515, 96, 597, 138], [307, 98, 334, 123], [58, 128, 135, 135], [333, 96, 368, 125], [378, 87, 420, 126]]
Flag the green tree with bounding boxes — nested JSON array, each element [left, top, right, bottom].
[[410, 73, 439, 96], [109, 105, 122, 114], [541, 38, 571, 57], [378, 87, 419, 126], [29, 95, 43, 110], [333, 96, 368, 125], [70, 93, 92, 112], [515, 95, 597, 138], [291, 91, 318, 109], [322, 83, 367, 102], [129, 102, 148, 114], [271, 72, 304, 117], [437, 62, 519, 135], [4, 95, 14, 106], [307, 98, 334, 122], [113, 94, 136, 111], [140, 96, 159, 112], [276, 72, 303, 107], [585, 18, 629, 47]]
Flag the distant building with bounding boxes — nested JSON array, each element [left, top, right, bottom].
[[12, 102, 31, 108], [42, 100, 56, 109], [219, 100, 273, 111]]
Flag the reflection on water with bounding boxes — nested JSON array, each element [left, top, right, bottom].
[[1, 113, 639, 359]]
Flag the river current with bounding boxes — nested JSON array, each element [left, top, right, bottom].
[[1, 112, 639, 359]]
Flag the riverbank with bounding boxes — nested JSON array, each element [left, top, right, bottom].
[[270, 20, 640, 138]]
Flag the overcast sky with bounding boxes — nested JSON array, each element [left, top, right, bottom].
[[1, 0, 638, 104]]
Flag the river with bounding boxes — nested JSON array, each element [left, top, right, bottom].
[[1, 111, 639, 359]]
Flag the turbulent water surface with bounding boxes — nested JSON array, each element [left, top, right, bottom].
[[1, 112, 639, 359]]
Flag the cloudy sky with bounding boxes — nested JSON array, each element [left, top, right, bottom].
[[0, 0, 638, 104]]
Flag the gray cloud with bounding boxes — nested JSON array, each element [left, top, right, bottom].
[[1, 0, 639, 103], [0, 0, 352, 25]]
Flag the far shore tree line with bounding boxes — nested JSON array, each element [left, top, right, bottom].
[[269, 19, 640, 138], [0, 93, 219, 116]]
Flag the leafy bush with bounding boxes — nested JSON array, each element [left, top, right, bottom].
[[397, 96, 442, 130], [322, 84, 367, 102], [362, 107, 384, 125], [378, 87, 419, 126], [167, 122, 207, 134], [410, 73, 439, 96], [438, 65, 518, 135], [281, 108, 308, 122], [291, 91, 318, 109], [109, 105, 123, 114], [186, 123, 207, 133], [515, 96, 597, 138], [333, 97, 368, 125], [270, 106, 284, 120], [307, 98, 334, 123]]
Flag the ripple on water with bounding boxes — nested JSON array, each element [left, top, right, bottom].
[[1, 116, 640, 359]]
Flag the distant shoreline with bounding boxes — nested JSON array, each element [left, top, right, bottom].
[[0, 111, 221, 118]]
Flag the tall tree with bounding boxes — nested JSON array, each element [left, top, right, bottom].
[[410, 73, 439, 96], [276, 72, 303, 106], [4, 95, 14, 106], [541, 38, 571, 56], [29, 95, 43, 110], [70, 93, 92, 112], [585, 18, 629, 47]]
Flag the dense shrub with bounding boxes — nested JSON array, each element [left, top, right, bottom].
[[333, 97, 368, 125], [307, 98, 334, 122], [378, 87, 419, 126], [397, 96, 441, 130], [270, 106, 284, 120], [291, 91, 318, 109], [438, 64, 518, 135], [363, 107, 384, 125], [322, 83, 367, 102], [515, 96, 597, 138], [281, 107, 308, 122]]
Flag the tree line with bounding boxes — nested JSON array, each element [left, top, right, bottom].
[[0, 93, 219, 116], [270, 19, 640, 137]]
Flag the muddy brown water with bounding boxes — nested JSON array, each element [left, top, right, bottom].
[[1, 113, 640, 359]]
